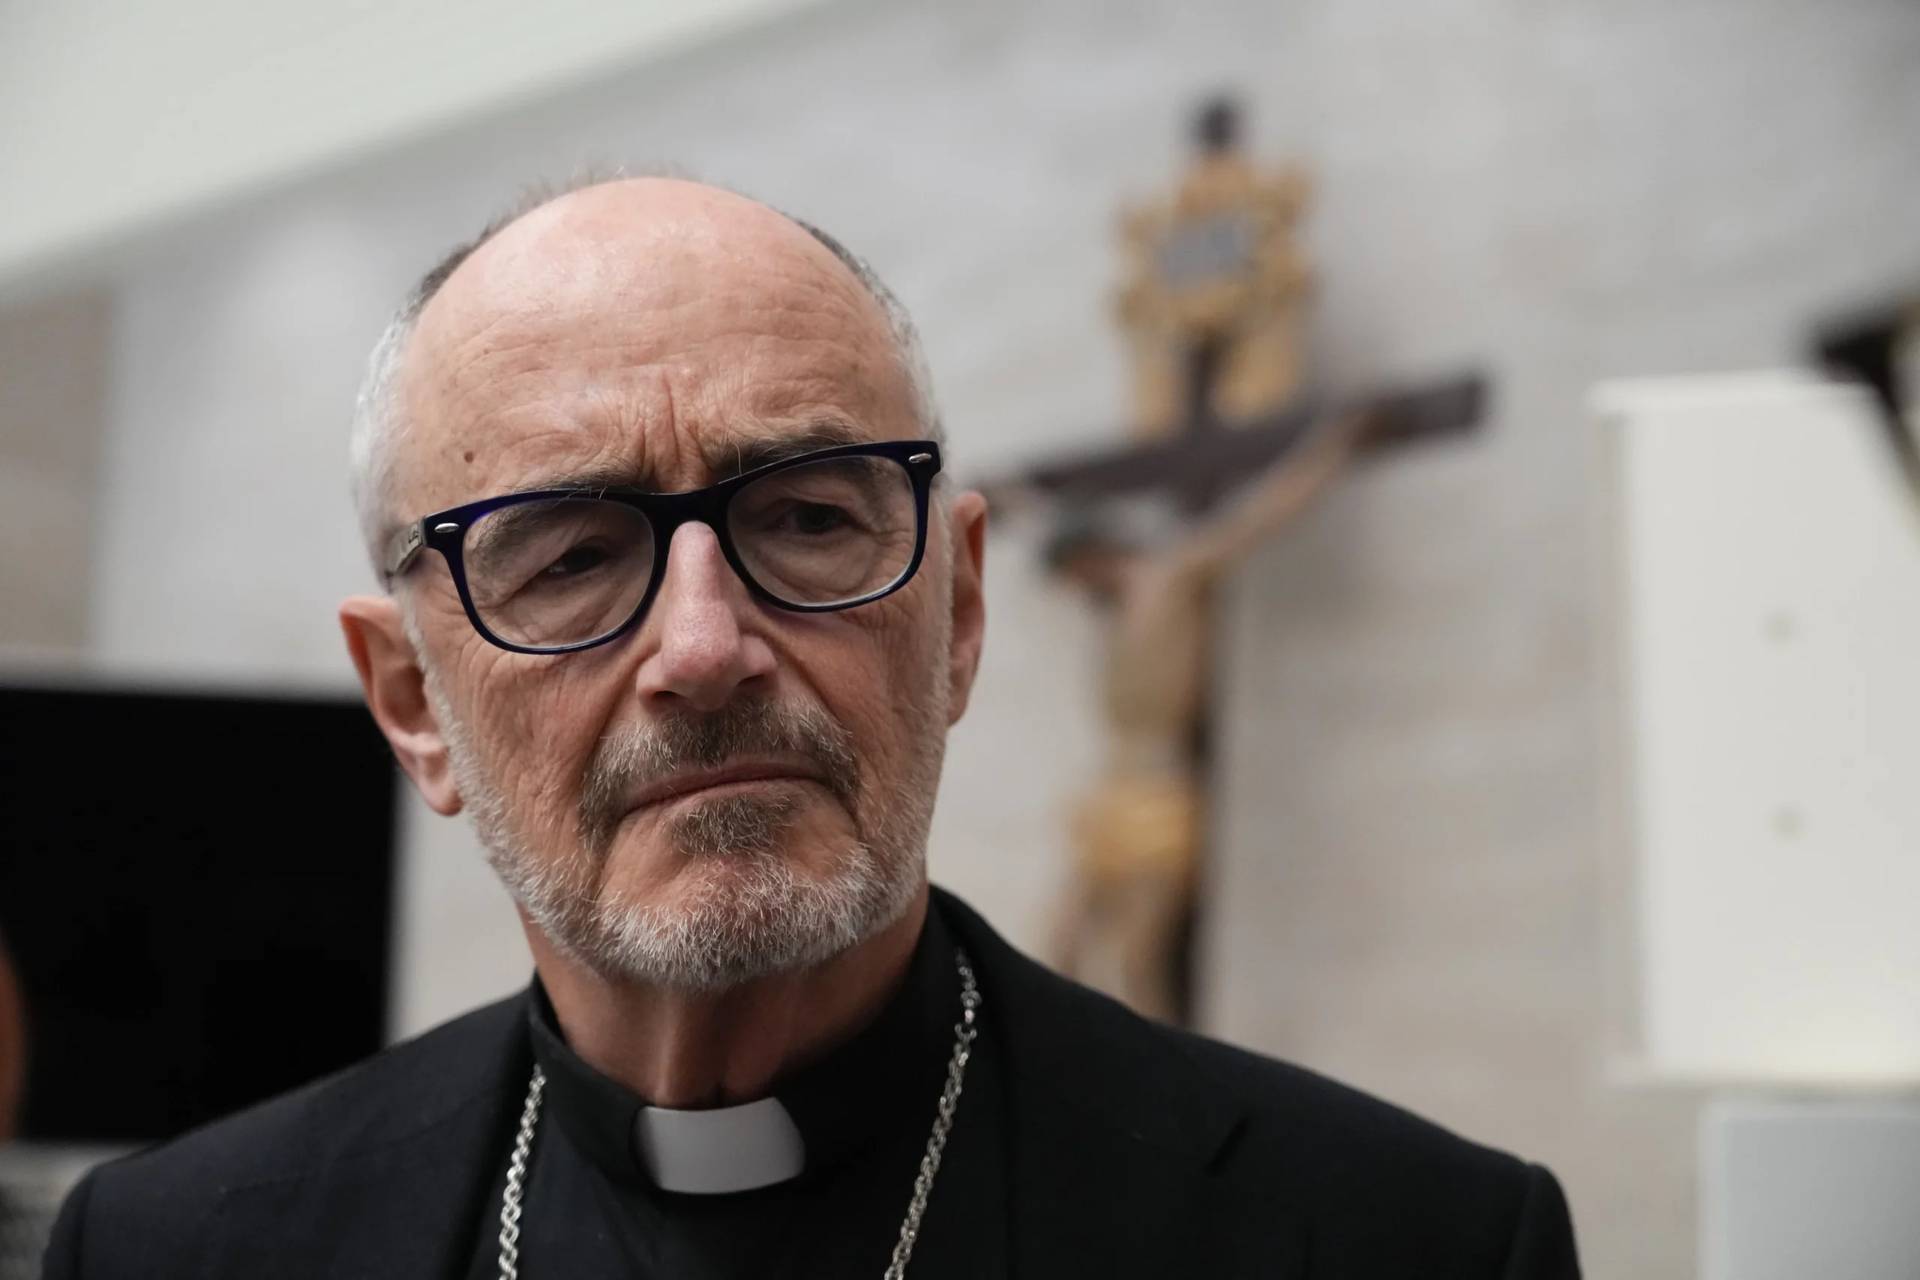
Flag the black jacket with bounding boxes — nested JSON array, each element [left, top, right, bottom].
[[44, 889, 1578, 1278]]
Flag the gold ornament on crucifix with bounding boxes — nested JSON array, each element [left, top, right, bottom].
[[1116, 97, 1313, 439]]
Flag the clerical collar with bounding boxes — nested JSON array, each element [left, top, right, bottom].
[[525, 903, 957, 1196]]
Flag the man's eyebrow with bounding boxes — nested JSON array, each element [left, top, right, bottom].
[[705, 420, 870, 480], [464, 501, 554, 567], [511, 462, 656, 495], [504, 421, 872, 497]]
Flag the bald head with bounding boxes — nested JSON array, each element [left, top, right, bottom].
[[349, 178, 937, 575]]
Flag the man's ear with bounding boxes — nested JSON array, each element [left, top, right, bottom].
[[339, 594, 463, 816], [943, 489, 989, 726]]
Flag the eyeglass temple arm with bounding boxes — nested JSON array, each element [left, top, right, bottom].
[[384, 523, 425, 579]]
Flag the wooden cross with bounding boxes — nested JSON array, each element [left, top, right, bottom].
[[1001, 372, 1487, 514]]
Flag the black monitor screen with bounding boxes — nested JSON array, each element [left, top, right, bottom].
[[0, 682, 396, 1145]]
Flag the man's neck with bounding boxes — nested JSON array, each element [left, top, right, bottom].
[[525, 888, 930, 1109]]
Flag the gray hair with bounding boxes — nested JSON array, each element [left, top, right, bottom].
[[347, 179, 942, 578]]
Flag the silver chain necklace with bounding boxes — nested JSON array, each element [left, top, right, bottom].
[[498, 949, 981, 1280]]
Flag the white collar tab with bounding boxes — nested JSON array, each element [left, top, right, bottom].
[[633, 1095, 806, 1194]]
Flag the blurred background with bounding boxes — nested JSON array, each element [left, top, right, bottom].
[[3, 1, 1919, 1276]]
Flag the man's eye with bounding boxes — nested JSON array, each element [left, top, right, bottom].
[[780, 502, 856, 535], [541, 544, 611, 578]]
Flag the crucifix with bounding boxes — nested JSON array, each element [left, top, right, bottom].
[[981, 98, 1489, 1023]]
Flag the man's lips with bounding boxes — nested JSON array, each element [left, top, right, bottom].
[[623, 761, 827, 813]]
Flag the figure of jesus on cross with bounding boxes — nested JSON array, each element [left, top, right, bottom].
[[988, 97, 1486, 1022]]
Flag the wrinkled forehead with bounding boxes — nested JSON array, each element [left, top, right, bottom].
[[393, 190, 917, 515]]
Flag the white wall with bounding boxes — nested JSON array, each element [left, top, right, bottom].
[[46, 1, 1920, 1276], [0, 0, 825, 294], [0, 291, 111, 654]]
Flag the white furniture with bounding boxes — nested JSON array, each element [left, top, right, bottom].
[[1703, 1097, 1920, 1280], [1599, 372, 1920, 1276]]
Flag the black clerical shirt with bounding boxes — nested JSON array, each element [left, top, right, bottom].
[[464, 903, 1006, 1278]]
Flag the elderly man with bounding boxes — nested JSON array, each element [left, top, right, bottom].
[[44, 178, 1578, 1278]]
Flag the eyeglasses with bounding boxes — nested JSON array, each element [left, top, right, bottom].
[[384, 440, 942, 655]]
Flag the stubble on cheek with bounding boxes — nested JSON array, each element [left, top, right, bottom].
[[484, 657, 612, 854]]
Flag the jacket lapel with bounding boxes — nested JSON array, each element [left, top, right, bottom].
[[936, 889, 1309, 1279], [205, 999, 531, 1280]]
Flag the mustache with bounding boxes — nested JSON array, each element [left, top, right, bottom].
[[577, 697, 861, 853]]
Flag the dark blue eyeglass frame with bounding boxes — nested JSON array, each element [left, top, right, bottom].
[[383, 439, 942, 656]]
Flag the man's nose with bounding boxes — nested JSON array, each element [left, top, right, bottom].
[[632, 522, 777, 712]]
